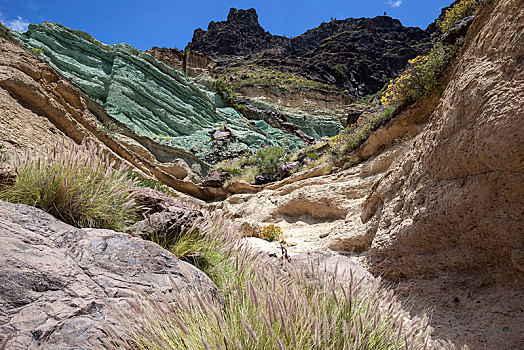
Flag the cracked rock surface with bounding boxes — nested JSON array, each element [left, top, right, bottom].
[[0, 200, 219, 349]]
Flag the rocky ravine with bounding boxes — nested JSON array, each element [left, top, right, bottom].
[[218, 0, 524, 348], [0, 32, 291, 201]]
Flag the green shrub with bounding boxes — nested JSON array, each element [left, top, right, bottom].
[[306, 152, 320, 160], [439, 0, 480, 34], [127, 171, 170, 194], [116, 214, 434, 350], [0, 142, 137, 230], [31, 47, 43, 55], [261, 223, 283, 242], [101, 120, 123, 134], [250, 146, 286, 179], [216, 146, 288, 184]]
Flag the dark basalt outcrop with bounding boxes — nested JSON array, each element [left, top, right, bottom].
[[189, 8, 284, 57], [187, 8, 432, 96]]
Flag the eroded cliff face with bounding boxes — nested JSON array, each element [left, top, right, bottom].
[[13, 23, 304, 159], [363, 0, 524, 280], [0, 35, 245, 200]]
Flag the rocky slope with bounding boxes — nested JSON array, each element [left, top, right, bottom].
[[187, 8, 432, 96], [0, 200, 220, 348], [12, 23, 303, 160], [0, 33, 260, 201]]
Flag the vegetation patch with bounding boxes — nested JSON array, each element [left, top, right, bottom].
[[127, 171, 171, 195], [0, 142, 137, 230], [116, 214, 433, 349], [439, 0, 480, 34], [222, 63, 334, 91], [380, 42, 458, 109], [260, 223, 283, 242], [217, 146, 289, 185], [215, 79, 247, 113]]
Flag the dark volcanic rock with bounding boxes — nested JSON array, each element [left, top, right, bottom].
[[133, 187, 178, 215], [201, 168, 231, 188], [188, 8, 283, 57], [279, 161, 300, 179], [187, 8, 432, 95], [442, 15, 475, 44], [255, 174, 271, 185]]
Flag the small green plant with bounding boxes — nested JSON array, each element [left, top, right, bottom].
[[0, 142, 137, 230], [343, 155, 361, 169], [215, 79, 248, 114], [261, 223, 283, 242], [101, 120, 123, 134], [127, 171, 170, 194], [31, 47, 43, 55], [439, 0, 480, 34], [215, 146, 289, 185], [306, 152, 320, 160]]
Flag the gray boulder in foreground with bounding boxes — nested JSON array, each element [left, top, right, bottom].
[[0, 200, 219, 349]]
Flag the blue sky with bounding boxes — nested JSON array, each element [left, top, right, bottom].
[[0, 0, 452, 50]]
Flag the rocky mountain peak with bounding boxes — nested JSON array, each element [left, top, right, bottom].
[[226, 8, 260, 25], [188, 7, 277, 57], [187, 8, 431, 95]]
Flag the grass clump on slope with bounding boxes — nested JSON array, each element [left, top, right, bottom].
[[115, 213, 434, 350], [0, 141, 137, 230]]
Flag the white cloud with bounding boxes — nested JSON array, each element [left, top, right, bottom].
[[387, 0, 403, 8], [1, 14, 30, 33]]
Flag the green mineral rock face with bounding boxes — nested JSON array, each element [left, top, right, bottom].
[[16, 23, 304, 160]]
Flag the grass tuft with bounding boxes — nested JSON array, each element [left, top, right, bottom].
[[0, 141, 138, 230], [112, 213, 435, 350]]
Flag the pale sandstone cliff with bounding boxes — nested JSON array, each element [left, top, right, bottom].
[[219, 0, 523, 347]]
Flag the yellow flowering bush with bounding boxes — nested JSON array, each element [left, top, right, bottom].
[[381, 43, 451, 108], [439, 0, 480, 34]]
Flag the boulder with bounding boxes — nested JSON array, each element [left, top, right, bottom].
[[255, 174, 271, 185], [288, 251, 375, 287], [201, 168, 231, 188], [0, 200, 219, 349], [133, 186, 178, 215], [442, 15, 475, 45], [278, 161, 300, 179], [131, 205, 204, 241], [241, 237, 285, 259]]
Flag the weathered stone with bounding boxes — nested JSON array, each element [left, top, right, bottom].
[[241, 237, 285, 259], [201, 168, 231, 188], [133, 187, 179, 215], [255, 174, 271, 185], [131, 204, 203, 241], [363, 0, 524, 280], [442, 15, 475, 45], [0, 200, 219, 349], [278, 161, 300, 179], [288, 251, 375, 287]]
